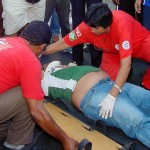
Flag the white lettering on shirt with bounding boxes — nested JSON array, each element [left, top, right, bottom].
[[0, 39, 13, 51], [75, 27, 82, 37]]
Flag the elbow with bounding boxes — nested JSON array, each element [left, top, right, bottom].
[[29, 106, 49, 126], [125, 63, 131, 75], [121, 57, 132, 72], [30, 109, 39, 122], [128, 63, 132, 70], [128, 63, 132, 75], [121, 63, 131, 71], [26, 99, 47, 124], [29, 108, 44, 123]]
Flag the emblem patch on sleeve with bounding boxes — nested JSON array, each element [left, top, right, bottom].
[[122, 40, 130, 50], [115, 44, 120, 50], [69, 31, 77, 41]]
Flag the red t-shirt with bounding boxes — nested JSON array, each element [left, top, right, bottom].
[[0, 37, 44, 100], [64, 10, 150, 60]]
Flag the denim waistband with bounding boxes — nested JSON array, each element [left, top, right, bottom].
[[90, 77, 111, 90], [80, 77, 112, 111]]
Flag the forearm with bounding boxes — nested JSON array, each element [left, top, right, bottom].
[[99, 57, 132, 119], [112, 0, 120, 5], [109, 64, 131, 97], [109, 57, 131, 98], [44, 39, 70, 55], [33, 107, 69, 143], [27, 100, 69, 144]]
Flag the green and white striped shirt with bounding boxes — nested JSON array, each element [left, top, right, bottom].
[[41, 66, 99, 103]]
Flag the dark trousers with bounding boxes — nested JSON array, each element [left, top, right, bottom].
[[44, 0, 70, 37], [143, 5, 150, 31], [118, 0, 142, 24], [0, 0, 4, 37], [119, 0, 136, 18], [71, 0, 102, 67]]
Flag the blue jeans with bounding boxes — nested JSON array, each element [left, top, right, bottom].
[[80, 78, 150, 148], [50, 9, 60, 36]]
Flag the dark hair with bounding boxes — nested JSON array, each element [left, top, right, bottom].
[[84, 3, 113, 28], [21, 21, 52, 45]]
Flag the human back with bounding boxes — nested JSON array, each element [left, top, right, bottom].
[[0, 37, 43, 99]]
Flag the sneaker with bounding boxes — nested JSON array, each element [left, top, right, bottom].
[[45, 61, 61, 74], [68, 61, 77, 66]]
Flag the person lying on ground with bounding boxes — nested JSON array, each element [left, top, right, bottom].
[[0, 21, 78, 150], [42, 3, 150, 119], [41, 61, 150, 148]]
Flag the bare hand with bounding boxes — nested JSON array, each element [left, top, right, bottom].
[[134, 0, 142, 13], [63, 137, 79, 150], [41, 48, 49, 55], [112, 0, 120, 5]]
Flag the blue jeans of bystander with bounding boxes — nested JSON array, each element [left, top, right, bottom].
[[50, 9, 60, 36]]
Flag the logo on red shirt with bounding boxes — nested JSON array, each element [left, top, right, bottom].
[[122, 40, 130, 50], [69, 27, 82, 41], [115, 44, 120, 50], [0, 39, 13, 51], [69, 31, 77, 41]]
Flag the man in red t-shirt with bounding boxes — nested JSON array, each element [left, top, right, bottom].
[[44, 3, 150, 120], [0, 21, 78, 150]]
